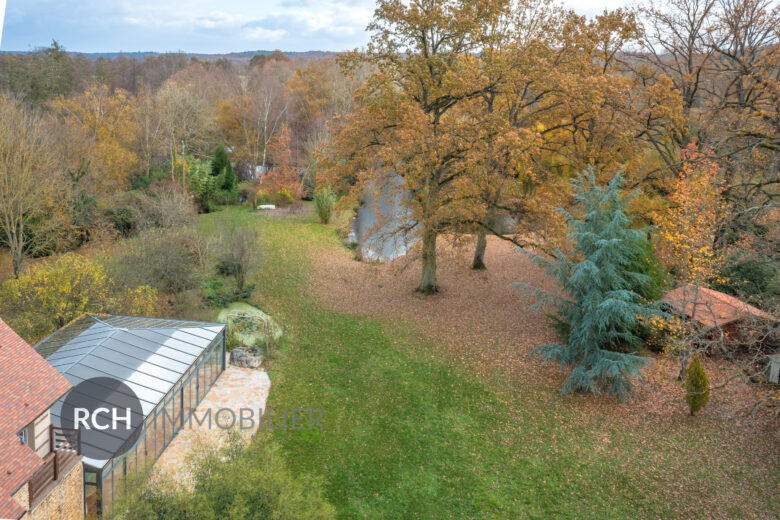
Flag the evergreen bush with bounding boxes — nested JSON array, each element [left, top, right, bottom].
[[684, 355, 710, 415], [518, 168, 660, 401]]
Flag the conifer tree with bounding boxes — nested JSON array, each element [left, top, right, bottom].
[[212, 145, 238, 191], [519, 168, 659, 401], [684, 355, 710, 415]]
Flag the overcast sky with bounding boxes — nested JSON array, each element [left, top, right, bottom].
[[0, 0, 627, 54]]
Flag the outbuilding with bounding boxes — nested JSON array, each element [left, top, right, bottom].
[[34, 315, 226, 517]]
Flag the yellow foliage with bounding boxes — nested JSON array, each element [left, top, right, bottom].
[[656, 144, 727, 284], [52, 84, 140, 193], [0, 253, 159, 342]]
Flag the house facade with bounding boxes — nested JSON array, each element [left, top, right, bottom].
[[0, 319, 83, 520]]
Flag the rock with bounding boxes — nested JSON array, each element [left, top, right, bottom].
[[230, 346, 264, 369], [224, 309, 282, 347], [257, 204, 276, 210]]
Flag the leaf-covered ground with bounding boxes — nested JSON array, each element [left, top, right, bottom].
[[203, 206, 779, 520]]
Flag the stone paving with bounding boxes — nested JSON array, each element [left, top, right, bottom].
[[155, 366, 271, 478]]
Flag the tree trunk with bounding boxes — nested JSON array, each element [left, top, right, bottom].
[[472, 228, 487, 270], [10, 222, 23, 278], [417, 228, 438, 294], [11, 245, 23, 279], [678, 354, 688, 381]]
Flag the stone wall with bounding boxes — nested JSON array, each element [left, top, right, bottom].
[[25, 461, 83, 520], [13, 484, 29, 519]]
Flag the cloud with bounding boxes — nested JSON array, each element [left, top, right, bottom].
[[243, 26, 286, 42], [0, 0, 627, 53]]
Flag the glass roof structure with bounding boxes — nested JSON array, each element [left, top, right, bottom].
[[34, 314, 225, 468]]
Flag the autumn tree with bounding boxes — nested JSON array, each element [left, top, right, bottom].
[[261, 126, 303, 199], [136, 86, 166, 178], [457, 4, 682, 269], [52, 84, 141, 194], [0, 253, 158, 341], [0, 96, 67, 277], [218, 64, 289, 177], [157, 77, 216, 185], [657, 144, 728, 378], [657, 144, 726, 285], [326, 0, 511, 293]]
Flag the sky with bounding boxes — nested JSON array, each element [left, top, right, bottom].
[[0, 0, 627, 54]]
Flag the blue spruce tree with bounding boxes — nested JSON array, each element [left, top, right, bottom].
[[519, 168, 658, 401]]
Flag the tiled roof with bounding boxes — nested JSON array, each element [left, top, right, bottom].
[[0, 319, 72, 519], [661, 285, 779, 328]]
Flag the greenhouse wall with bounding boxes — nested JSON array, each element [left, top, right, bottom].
[[92, 332, 225, 517]]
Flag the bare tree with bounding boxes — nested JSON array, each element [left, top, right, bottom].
[[637, 0, 720, 149], [0, 96, 64, 276], [218, 65, 289, 178], [217, 225, 260, 293]]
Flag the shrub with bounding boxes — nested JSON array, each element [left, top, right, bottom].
[[254, 190, 272, 206], [239, 184, 258, 205], [711, 258, 779, 307], [112, 434, 336, 520], [0, 253, 159, 341], [273, 187, 295, 207], [314, 187, 337, 224], [216, 225, 260, 292], [684, 355, 710, 415], [519, 169, 659, 400], [109, 228, 205, 294], [108, 182, 198, 236], [186, 155, 221, 212]]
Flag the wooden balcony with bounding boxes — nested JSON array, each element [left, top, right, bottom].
[[28, 426, 81, 505]]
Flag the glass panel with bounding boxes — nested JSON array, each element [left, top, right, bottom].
[[145, 419, 155, 460], [136, 434, 147, 471], [127, 445, 137, 475], [102, 469, 113, 514], [183, 377, 194, 423], [204, 358, 212, 392], [173, 384, 181, 429], [164, 398, 175, 446], [154, 410, 165, 457], [211, 350, 219, 385], [113, 460, 125, 502], [198, 363, 207, 400], [85, 484, 98, 520]]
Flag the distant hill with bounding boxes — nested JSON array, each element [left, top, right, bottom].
[[0, 49, 339, 61]]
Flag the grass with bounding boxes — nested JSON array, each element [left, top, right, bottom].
[[199, 206, 778, 520]]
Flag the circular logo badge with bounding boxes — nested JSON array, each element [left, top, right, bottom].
[[61, 377, 144, 460]]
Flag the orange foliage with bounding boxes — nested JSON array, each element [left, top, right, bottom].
[[259, 126, 303, 199]]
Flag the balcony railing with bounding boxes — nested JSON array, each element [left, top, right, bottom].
[[28, 426, 81, 504]]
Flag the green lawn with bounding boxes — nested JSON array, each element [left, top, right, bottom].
[[199, 206, 778, 520]]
